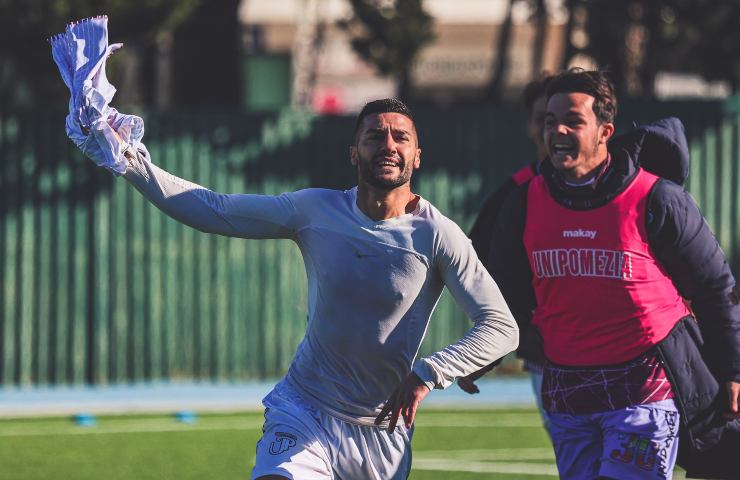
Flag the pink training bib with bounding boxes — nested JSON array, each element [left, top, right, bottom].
[[512, 164, 537, 186], [524, 168, 689, 365]]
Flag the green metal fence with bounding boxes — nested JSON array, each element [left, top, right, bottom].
[[0, 100, 737, 386]]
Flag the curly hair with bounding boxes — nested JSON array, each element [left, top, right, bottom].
[[546, 68, 617, 124], [523, 72, 556, 113]]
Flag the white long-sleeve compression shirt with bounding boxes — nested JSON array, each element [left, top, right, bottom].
[[123, 149, 518, 425]]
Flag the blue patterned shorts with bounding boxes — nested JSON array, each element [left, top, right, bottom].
[[548, 399, 680, 479]]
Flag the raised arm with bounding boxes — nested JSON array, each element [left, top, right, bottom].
[[50, 17, 300, 241], [123, 148, 299, 240]]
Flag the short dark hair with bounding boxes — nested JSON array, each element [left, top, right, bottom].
[[523, 72, 555, 112], [354, 98, 416, 136], [546, 68, 617, 124]]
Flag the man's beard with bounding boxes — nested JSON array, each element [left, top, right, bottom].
[[591, 132, 600, 157], [358, 155, 411, 190]]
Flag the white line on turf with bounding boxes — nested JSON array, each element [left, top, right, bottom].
[[414, 450, 686, 479], [416, 415, 544, 427], [0, 419, 265, 437], [413, 458, 560, 476], [0, 413, 544, 437], [416, 448, 555, 461], [416, 412, 544, 427]]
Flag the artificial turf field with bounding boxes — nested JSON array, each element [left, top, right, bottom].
[[0, 408, 687, 479]]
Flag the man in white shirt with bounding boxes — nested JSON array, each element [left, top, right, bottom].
[[96, 98, 519, 479]]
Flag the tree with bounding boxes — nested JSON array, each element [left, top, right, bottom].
[[564, 0, 740, 98], [529, 0, 548, 80], [653, 0, 740, 92], [580, 1, 637, 96], [291, 0, 327, 108], [485, 0, 551, 103], [560, 0, 578, 70], [339, 0, 435, 101], [0, 0, 200, 109], [483, 0, 514, 103], [170, 0, 241, 107]]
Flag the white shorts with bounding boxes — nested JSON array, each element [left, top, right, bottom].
[[251, 380, 413, 480]]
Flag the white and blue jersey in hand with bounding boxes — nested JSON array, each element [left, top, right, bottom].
[[123, 150, 518, 426]]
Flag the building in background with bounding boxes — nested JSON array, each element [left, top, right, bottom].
[[1, 1, 728, 112], [239, 0, 567, 113]]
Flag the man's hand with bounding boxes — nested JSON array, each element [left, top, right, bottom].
[[457, 376, 480, 394], [725, 381, 740, 420], [457, 360, 502, 394], [375, 373, 430, 433], [457, 366, 492, 394]]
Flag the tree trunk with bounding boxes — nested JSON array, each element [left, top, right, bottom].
[[397, 70, 412, 103], [639, 2, 659, 98], [172, 0, 241, 107], [292, 0, 324, 108], [484, 0, 514, 103], [531, 0, 548, 77], [561, 0, 578, 70]]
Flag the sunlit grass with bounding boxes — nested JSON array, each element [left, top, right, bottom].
[[0, 408, 684, 479]]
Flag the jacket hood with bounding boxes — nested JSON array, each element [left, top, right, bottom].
[[610, 117, 690, 186]]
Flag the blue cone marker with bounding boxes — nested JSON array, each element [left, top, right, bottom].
[[174, 410, 197, 424], [72, 413, 97, 427]]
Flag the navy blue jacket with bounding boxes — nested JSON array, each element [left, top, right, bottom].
[[470, 161, 538, 266]]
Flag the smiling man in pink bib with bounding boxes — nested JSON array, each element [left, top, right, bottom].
[[484, 68, 740, 479]]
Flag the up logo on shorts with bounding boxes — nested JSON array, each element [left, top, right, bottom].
[[269, 432, 297, 455]]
